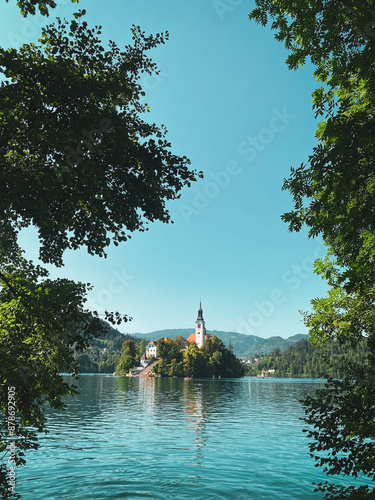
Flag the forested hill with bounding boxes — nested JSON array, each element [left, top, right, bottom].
[[76, 326, 146, 373], [246, 338, 369, 379]]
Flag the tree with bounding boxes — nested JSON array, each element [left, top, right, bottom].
[[183, 342, 205, 377], [168, 358, 184, 377], [205, 334, 225, 356], [138, 340, 147, 357], [173, 335, 186, 352], [245, 338, 369, 379], [153, 333, 245, 378], [116, 340, 137, 375], [250, 1, 375, 497], [0, 11, 201, 266], [303, 363, 375, 500]]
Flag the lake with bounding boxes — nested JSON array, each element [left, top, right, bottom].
[[14, 376, 358, 499]]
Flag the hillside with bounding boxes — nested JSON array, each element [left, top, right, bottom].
[[246, 338, 369, 379], [242, 334, 309, 357], [75, 326, 145, 373]]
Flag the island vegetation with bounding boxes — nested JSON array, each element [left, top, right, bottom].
[[155, 335, 245, 378], [114, 334, 245, 378]]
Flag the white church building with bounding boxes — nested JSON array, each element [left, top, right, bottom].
[[186, 301, 207, 349]]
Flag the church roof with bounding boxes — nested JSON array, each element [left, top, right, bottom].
[[186, 333, 209, 344], [186, 333, 195, 343]]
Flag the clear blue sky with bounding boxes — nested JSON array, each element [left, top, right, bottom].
[[0, 0, 328, 338]]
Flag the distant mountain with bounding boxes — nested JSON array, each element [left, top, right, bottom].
[[242, 334, 309, 357], [130, 329, 309, 358], [132, 329, 194, 342]]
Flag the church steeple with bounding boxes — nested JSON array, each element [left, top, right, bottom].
[[197, 300, 204, 321], [195, 300, 206, 348]]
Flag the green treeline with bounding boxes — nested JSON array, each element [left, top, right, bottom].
[[246, 338, 368, 378], [75, 330, 147, 373], [154, 335, 245, 378], [115, 339, 147, 375]]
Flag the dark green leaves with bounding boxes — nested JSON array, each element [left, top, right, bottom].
[[302, 367, 375, 498], [0, 7, 200, 497], [0, 13, 200, 266]]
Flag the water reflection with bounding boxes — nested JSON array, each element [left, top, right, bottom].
[[182, 382, 207, 466], [113, 377, 320, 473], [116, 377, 210, 466]]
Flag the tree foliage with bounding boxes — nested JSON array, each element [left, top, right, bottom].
[[250, 1, 375, 288], [115, 339, 137, 376], [5, 0, 78, 17], [303, 362, 375, 499], [74, 330, 146, 373], [0, 11, 201, 266], [0, 251, 110, 499], [250, 1, 375, 497], [154, 335, 245, 378]]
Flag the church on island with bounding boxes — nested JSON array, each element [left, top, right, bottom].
[[134, 302, 244, 378], [145, 301, 208, 358]]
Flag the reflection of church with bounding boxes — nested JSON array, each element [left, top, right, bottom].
[[182, 382, 207, 467], [186, 301, 208, 349]]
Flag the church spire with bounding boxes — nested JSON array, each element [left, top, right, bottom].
[[197, 300, 204, 321], [195, 299, 206, 348]]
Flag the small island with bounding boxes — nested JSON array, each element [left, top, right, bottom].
[[115, 302, 245, 378]]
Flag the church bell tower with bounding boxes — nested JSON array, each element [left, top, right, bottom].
[[195, 300, 206, 348]]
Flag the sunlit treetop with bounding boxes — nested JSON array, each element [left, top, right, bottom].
[[249, 0, 375, 86], [5, 0, 79, 17]]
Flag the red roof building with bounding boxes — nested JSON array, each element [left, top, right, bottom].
[[186, 333, 209, 345]]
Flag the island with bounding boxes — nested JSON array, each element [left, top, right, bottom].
[[115, 334, 245, 378], [115, 302, 245, 378]]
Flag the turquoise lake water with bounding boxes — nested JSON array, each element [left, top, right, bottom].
[[14, 376, 366, 499]]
